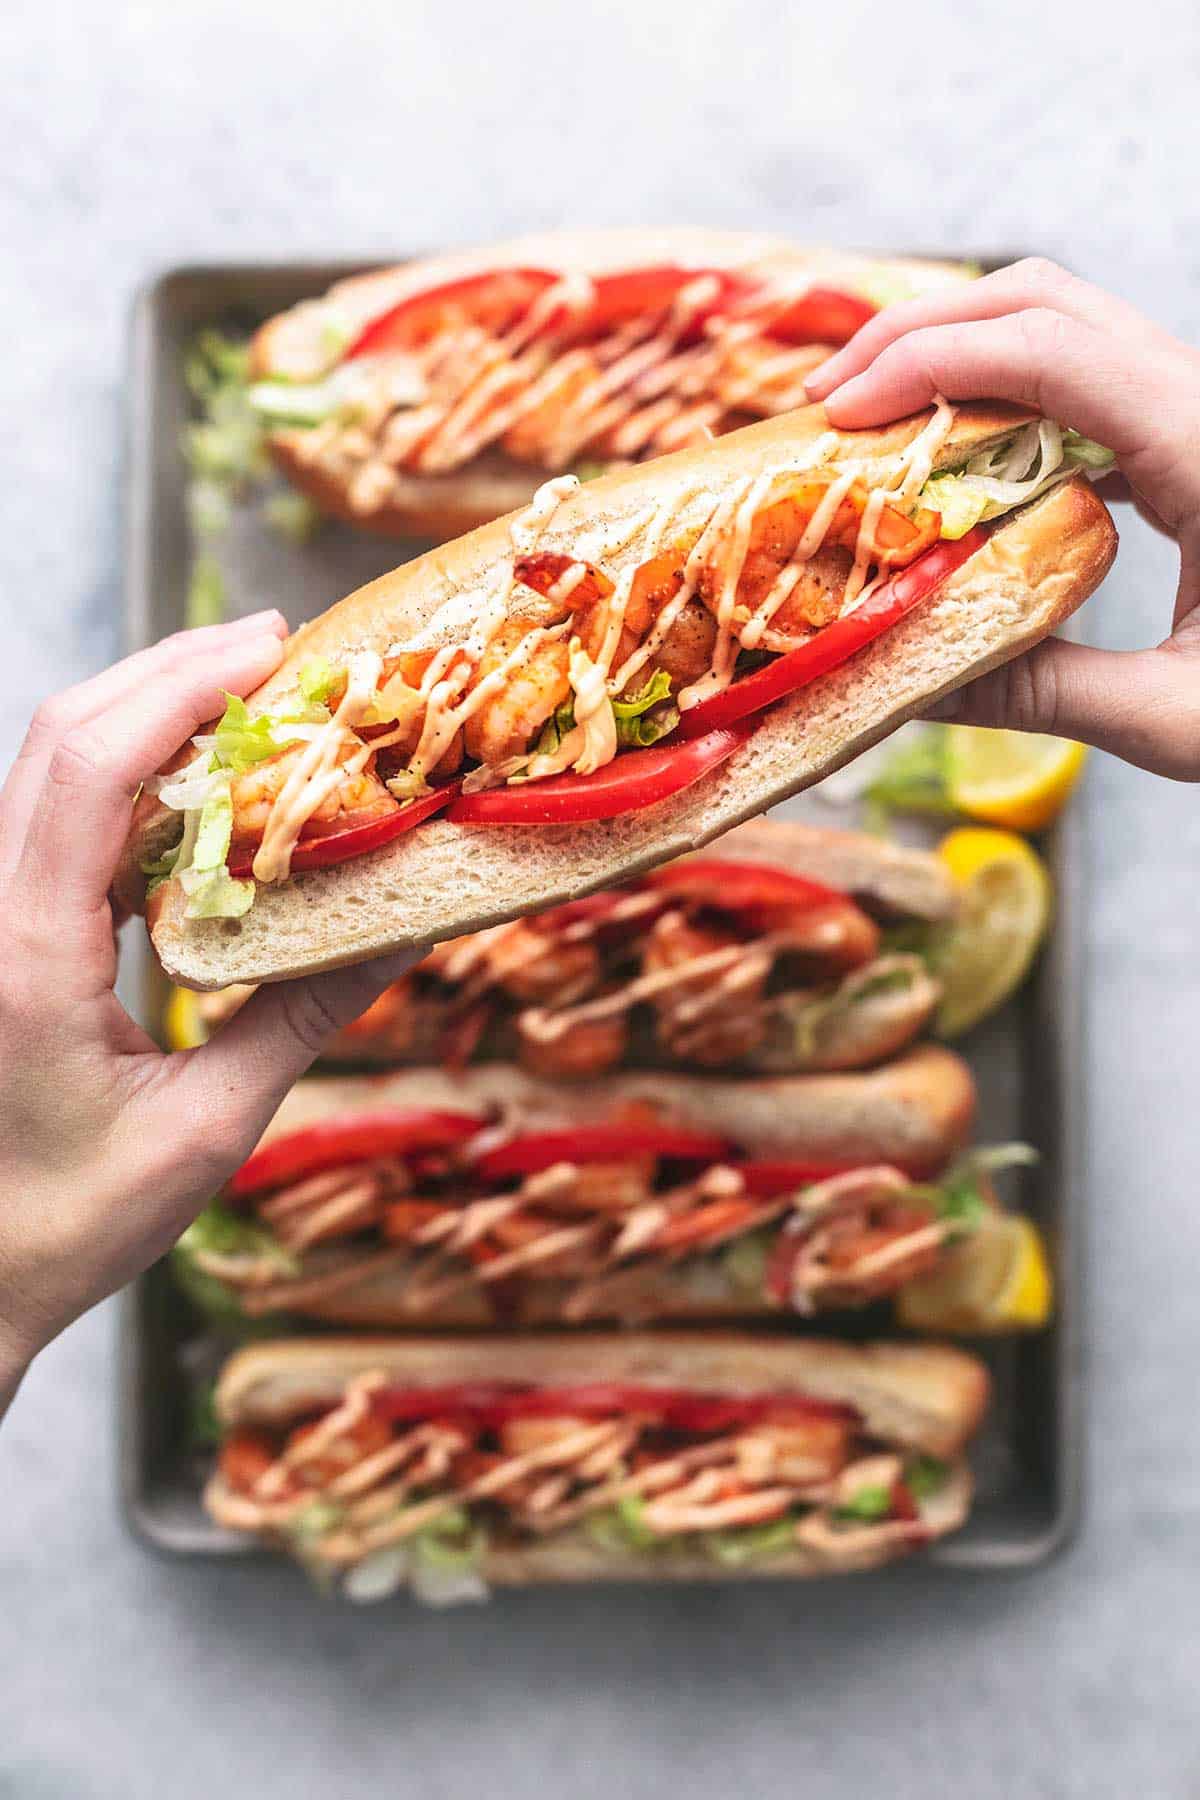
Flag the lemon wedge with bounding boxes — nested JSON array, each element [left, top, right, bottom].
[[945, 726, 1087, 833], [897, 1212, 1053, 1334], [933, 827, 1052, 1037], [164, 985, 206, 1051]]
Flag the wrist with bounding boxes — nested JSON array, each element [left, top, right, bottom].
[[0, 1302, 40, 1423]]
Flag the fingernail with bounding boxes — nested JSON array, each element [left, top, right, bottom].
[[235, 609, 289, 636]]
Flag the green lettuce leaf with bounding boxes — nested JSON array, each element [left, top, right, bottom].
[[612, 670, 679, 747], [211, 693, 289, 773], [176, 1203, 299, 1274], [297, 657, 340, 707], [833, 1484, 891, 1522], [921, 472, 990, 541], [186, 554, 227, 628], [1062, 430, 1115, 470], [905, 1455, 949, 1501], [703, 1516, 797, 1565]]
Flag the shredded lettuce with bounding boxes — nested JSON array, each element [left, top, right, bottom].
[[247, 376, 349, 427], [922, 420, 1114, 542], [722, 1229, 772, 1294], [176, 1204, 300, 1275], [188, 1381, 221, 1450], [703, 1516, 797, 1565], [211, 693, 286, 773], [905, 1455, 949, 1501], [186, 553, 228, 628], [287, 1498, 346, 1543], [587, 1494, 662, 1553], [183, 866, 255, 920], [612, 670, 679, 747], [570, 458, 611, 483], [833, 1484, 891, 1523], [532, 698, 577, 759], [862, 723, 956, 831], [175, 784, 254, 920], [920, 473, 990, 541], [409, 1507, 490, 1605], [297, 657, 340, 708], [262, 491, 324, 545]]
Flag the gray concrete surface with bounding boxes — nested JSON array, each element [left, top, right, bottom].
[[3, 2, 1200, 1794]]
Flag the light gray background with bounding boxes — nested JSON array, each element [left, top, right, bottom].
[[3, 3, 1199, 1795]]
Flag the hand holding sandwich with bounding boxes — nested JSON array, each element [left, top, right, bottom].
[[806, 257, 1200, 779], [0, 614, 420, 1418]]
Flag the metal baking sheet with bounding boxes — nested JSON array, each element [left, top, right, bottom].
[[117, 258, 1084, 1573]]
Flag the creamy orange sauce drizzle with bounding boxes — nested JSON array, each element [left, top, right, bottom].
[[246, 399, 960, 880]]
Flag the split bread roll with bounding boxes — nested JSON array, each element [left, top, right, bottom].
[[177, 1047, 978, 1328], [206, 1331, 988, 1584], [123, 401, 1117, 990], [251, 228, 979, 539]]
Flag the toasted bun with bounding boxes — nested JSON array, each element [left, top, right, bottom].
[[252, 229, 976, 540], [243, 1044, 975, 1173], [125, 403, 1116, 988], [213, 1330, 990, 1459], [201, 1047, 974, 1327], [707, 818, 958, 922]]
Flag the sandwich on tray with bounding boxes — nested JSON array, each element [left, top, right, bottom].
[[120, 395, 1117, 988], [174, 1047, 1045, 1331], [244, 229, 980, 537], [165, 819, 960, 1077], [204, 1330, 990, 1600]]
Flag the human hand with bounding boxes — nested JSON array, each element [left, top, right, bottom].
[[0, 614, 421, 1415], [805, 258, 1200, 779]]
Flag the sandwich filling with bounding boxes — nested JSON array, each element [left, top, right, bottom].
[[248, 260, 918, 505], [210, 1368, 958, 1601], [177, 1104, 1030, 1325], [173, 854, 944, 1076], [147, 407, 1110, 921]]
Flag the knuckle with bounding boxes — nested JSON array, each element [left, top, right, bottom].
[[1009, 256, 1071, 299], [26, 696, 74, 749], [1017, 305, 1076, 362], [277, 980, 344, 1059], [45, 730, 108, 791]]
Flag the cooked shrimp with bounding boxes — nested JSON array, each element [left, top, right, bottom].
[[496, 1416, 595, 1458], [734, 1417, 852, 1487], [229, 747, 394, 842], [642, 911, 768, 1067], [486, 918, 600, 1005], [516, 1008, 628, 1080], [462, 618, 572, 765]]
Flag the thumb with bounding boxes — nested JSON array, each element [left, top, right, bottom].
[[167, 949, 426, 1167], [931, 637, 1200, 781]]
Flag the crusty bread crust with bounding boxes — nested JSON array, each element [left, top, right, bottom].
[[707, 818, 958, 922], [245, 1044, 975, 1172], [206, 1329, 986, 1579], [250, 230, 978, 539], [203, 1457, 973, 1582], [125, 404, 1116, 988], [250, 230, 978, 383], [213, 1329, 990, 1458], [201, 1048, 974, 1327]]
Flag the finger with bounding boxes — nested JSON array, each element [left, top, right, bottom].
[[934, 636, 1200, 780], [0, 612, 287, 875], [816, 310, 1171, 462], [12, 632, 286, 916], [804, 258, 1160, 402], [165, 951, 426, 1169]]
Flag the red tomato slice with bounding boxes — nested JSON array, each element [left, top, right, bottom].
[[345, 268, 558, 358], [371, 1382, 858, 1430], [734, 1158, 867, 1198], [447, 721, 752, 825], [644, 858, 845, 916], [766, 287, 876, 346], [472, 1122, 734, 1184], [674, 527, 988, 740], [229, 783, 460, 881], [578, 265, 753, 341], [229, 1109, 486, 1198]]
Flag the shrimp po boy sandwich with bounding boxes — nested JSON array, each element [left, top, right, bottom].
[[245, 228, 980, 538], [205, 1331, 990, 1598], [175, 1047, 1047, 1332], [120, 398, 1117, 989], [166, 819, 959, 1078]]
